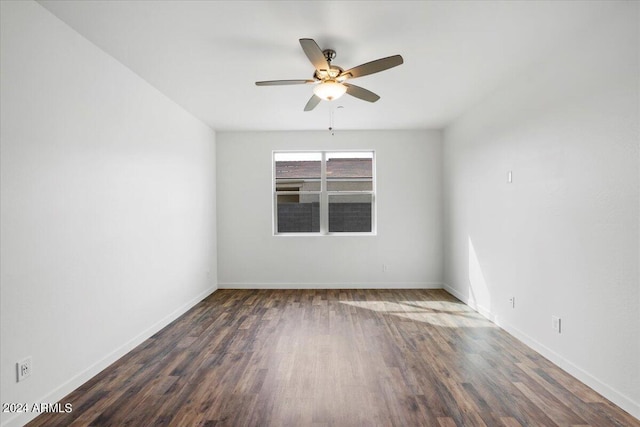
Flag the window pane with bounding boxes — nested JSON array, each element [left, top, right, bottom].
[[328, 194, 372, 232], [326, 152, 373, 191], [275, 152, 321, 192], [277, 193, 320, 233]]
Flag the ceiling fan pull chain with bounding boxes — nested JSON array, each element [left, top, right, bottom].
[[329, 109, 334, 135]]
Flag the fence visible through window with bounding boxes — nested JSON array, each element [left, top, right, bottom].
[[274, 151, 375, 235]]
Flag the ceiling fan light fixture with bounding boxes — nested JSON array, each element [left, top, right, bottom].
[[313, 80, 347, 101]]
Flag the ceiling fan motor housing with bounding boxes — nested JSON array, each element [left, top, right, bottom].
[[314, 65, 343, 82]]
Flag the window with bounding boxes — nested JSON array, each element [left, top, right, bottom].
[[274, 151, 375, 235]]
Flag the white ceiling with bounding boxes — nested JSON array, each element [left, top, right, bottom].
[[38, 0, 615, 131]]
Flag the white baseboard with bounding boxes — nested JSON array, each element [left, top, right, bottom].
[[443, 283, 496, 322], [2, 286, 217, 427], [442, 282, 640, 420], [217, 282, 443, 289]]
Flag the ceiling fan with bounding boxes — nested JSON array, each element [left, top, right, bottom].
[[255, 38, 403, 111]]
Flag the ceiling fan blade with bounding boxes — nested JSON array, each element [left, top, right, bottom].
[[342, 55, 403, 79], [344, 83, 380, 103], [300, 38, 330, 71], [255, 79, 314, 86], [304, 94, 322, 111]]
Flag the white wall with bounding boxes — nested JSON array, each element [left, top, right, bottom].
[[443, 2, 639, 418], [217, 130, 442, 288], [0, 2, 216, 426]]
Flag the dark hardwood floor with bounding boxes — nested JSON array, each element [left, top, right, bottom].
[[28, 289, 639, 427]]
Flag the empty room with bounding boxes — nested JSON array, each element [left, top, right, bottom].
[[1, 1, 638, 426]]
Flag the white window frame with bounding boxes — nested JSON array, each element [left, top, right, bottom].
[[273, 150, 376, 236]]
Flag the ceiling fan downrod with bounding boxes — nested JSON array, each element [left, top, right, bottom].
[[323, 49, 336, 63]]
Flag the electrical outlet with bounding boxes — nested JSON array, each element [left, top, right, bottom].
[[552, 316, 561, 333], [509, 297, 515, 308], [16, 356, 32, 382]]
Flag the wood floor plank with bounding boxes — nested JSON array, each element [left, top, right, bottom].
[[26, 289, 640, 427], [500, 417, 524, 427], [513, 381, 587, 426]]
